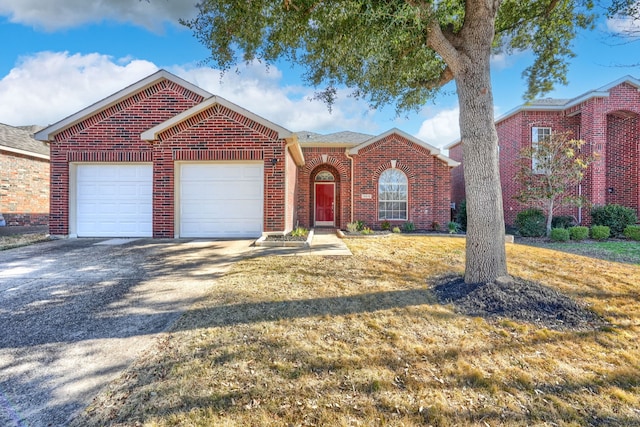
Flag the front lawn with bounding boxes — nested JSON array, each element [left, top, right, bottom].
[[520, 239, 640, 265], [75, 235, 640, 426]]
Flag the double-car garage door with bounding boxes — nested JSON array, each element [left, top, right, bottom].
[[75, 163, 263, 238]]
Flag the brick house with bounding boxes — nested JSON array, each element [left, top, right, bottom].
[[35, 70, 458, 239], [447, 76, 640, 227], [0, 124, 49, 227]]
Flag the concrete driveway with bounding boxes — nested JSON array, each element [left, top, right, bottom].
[[0, 237, 256, 427]]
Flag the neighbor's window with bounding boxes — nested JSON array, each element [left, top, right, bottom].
[[532, 127, 551, 173], [378, 169, 407, 220]]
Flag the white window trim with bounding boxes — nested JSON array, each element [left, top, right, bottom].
[[378, 169, 408, 221], [532, 126, 552, 174]]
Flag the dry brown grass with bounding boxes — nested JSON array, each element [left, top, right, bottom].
[[0, 233, 50, 250], [76, 235, 640, 427]]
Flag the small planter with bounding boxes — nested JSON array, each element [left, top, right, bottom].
[[255, 229, 314, 247]]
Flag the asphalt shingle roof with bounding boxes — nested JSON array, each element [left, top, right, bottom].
[[296, 130, 373, 145], [0, 123, 49, 157]]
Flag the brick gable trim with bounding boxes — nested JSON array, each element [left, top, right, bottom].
[[35, 70, 210, 142], [142, 96, 292, 142]]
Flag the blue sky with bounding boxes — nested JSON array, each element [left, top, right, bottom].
[[0, 1, 638, 149]]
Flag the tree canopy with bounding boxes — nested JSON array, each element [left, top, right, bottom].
[[183, 0, 625, 284]]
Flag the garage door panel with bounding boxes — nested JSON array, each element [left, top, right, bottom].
[[76, 164, 152, 237], [180, 163, 263, 238]]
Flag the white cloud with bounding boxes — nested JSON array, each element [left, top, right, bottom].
[[415, 107, 460, 149], [0, 0, 197, 31], [0, 52, 381, 133], [0, 51, 158, 125], [606, 14, 640, 38]]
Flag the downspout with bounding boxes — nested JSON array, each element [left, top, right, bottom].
[[345, 149, 355, 223], [578, 184, 582, 225]]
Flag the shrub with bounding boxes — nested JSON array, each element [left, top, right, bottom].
[[448, 221, 460, 234], [355, 220, 366, 231], [392, 226, 401, 233], [380, 220, 391, 231], [623, 225, 640, 241], [402, 221, 415, 232], [569, 226, 589, 241], [514, 208, 546, 237], [361, 226, 374, 235], [591, 204, 638, 237], [346, 222, 359, 233], [590, 225, 610, 241], [552, 215, 575, 229], [290, 226, 308, 237], [550, 228, 570, 242], [455, 199, 467, 231]]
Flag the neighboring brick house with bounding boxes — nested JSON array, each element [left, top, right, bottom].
[[35, 70, 458, 239], [0, 124, 49, 227], [447, 76, 640, 227]]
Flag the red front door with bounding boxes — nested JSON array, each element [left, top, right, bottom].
[[315, 183, 335, 226]]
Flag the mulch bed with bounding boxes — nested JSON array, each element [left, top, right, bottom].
[[264, 234, 308, 242], [431, 275, 607, 331]]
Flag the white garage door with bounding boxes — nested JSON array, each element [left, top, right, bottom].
[[76, 164, 152, 237], [179, 163, 263, 238]]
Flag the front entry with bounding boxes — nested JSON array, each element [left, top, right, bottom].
[[315, 182, 335, 226]]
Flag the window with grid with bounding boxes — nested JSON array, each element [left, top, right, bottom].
[[378, 169, 407, 220], [532, 127, 551, 173]]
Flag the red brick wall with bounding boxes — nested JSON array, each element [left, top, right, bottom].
[[0, 150, 49, 226], [606, 113, 639, 215], [299, 139, 453, 231], [49, 79, 204, 236], [154, 104, 287, 237]]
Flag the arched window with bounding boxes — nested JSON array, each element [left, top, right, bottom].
[[315, 171, 335, 181], [378, 169, 407, 220]]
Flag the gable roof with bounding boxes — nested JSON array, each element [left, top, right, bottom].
[[444, 75, 640, 150], [0, 123, 49, 159], [141, 95, 293, 141], [349, 128, 459, 167], [34, 69, 212, 142]]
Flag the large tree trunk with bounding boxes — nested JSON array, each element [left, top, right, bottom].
[[456, 54, 509, 284]]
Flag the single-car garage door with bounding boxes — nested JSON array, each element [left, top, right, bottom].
[[179, 163, 263, 238], [76, 164, 152, 237]]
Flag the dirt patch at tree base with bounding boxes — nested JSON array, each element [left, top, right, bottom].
[[431, 275, 607, 331]]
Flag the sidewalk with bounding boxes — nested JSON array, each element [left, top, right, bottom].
[[253, 228, 352, 256]]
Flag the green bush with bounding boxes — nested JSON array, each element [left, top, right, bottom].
[[380, 220, 391, 231], [290, 226, 308, 237], [591, 204, 638, 237], [515, 208, 546, 237], [569, 226, 589, 241], [552, 215, 575, 229], [550, 228, 570, 242], [392, 226, 401, 233], [623, 225, 640, 241], [346, 222, 359, 233], [361, 226, 374, 235], [590, 225, 610, 241], [455, 199, 467, 231], [402, 221, 415, 232], [448, 221, 460, 234]]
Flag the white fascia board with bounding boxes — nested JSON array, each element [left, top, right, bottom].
[[0, 145, 50, 160], [141, 95, 293, 141], [34, 70, 212, 142]]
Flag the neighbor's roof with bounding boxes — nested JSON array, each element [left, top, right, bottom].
[[349, 128, 459, 167], [296, 130, 374, 146], [0, 123, 49, 159], [444, 75, 640, 150], [35, 69, 212, 142]]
